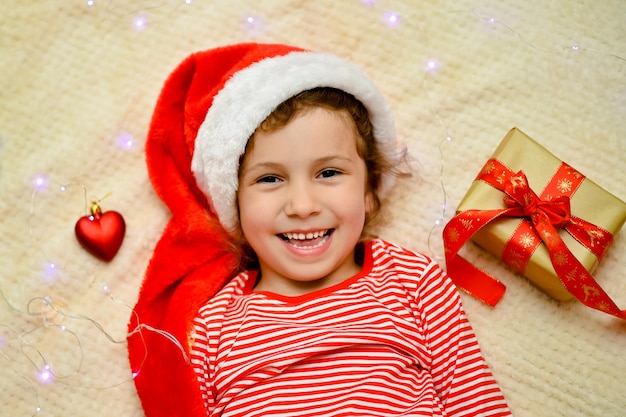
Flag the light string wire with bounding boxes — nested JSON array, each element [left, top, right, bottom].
[[85, 0, 193, 29], [3, 2, 625, 415], [1, 178, 188, 414], [470, 10, 626, 62], [1, 285, 189, 389], [420, 8, 626, 259], [338, 3, 455, 260], [0, 325, 43, 417]]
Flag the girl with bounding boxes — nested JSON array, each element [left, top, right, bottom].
[[128, 43, 510, 417]]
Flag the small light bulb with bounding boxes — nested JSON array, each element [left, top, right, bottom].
[[426, 59, 439, 72], [116, 133, 136, 150], [244, 13, 264, 31], [384, 11, 400, 27], [133, 16, 147, 30], [39, 365, 53, 383], [571, 45, 580, 51], [32, 175, 49, 191], [44, 262, 60, 281]]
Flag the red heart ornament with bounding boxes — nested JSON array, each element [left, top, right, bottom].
[[75, 202, 126, 261]]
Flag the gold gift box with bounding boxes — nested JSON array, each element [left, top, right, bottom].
[[457, 128, 626, 301]]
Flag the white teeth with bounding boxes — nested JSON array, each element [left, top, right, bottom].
[[283, 230, 328, 240]]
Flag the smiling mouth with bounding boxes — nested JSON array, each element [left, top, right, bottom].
[[279, 229, 332, 249]]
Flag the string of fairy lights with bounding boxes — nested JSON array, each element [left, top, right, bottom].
[[2, 1, 625, 415]]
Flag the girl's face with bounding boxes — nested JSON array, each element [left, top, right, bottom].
[[237, 107, 374, 296]]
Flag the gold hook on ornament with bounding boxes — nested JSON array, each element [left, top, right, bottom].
[[89, 201, 103, 217], [87, 192, 113, 217]]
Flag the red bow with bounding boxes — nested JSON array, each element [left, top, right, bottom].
[[443, 159, 625, 320], [502, 172, 571, 229]]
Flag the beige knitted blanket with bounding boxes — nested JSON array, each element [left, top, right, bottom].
[[1, 1, 625, 416]]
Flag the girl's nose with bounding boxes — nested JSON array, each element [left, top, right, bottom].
[[284, 183, 321, 218]]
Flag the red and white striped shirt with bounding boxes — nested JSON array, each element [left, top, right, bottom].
[[191, 239, 510, 416]]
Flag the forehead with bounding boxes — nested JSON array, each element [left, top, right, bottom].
[[241, 107, 360, 165]]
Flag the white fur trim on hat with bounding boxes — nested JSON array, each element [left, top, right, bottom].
[[191, 50, 398, 233]]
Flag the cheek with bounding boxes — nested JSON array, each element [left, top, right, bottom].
[[237, 192, 253, 232], [238, 192, 275, 231], [332, 190, 370, 224]]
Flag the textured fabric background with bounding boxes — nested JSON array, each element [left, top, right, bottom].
[[1, 1, 625, 416]]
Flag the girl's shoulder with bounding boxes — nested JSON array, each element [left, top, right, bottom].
[[368, 238, 436, 268], [197, 270, 257, 317], [367, 238, 448, 295]]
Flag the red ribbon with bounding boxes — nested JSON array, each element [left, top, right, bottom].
[[444, 158, 626, 320]]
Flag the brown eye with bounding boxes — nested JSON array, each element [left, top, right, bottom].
[[257, 175, 281, 183], [318, 169, 341, 179]]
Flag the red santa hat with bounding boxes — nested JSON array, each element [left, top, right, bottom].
[[127, 43, 398, 417]]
